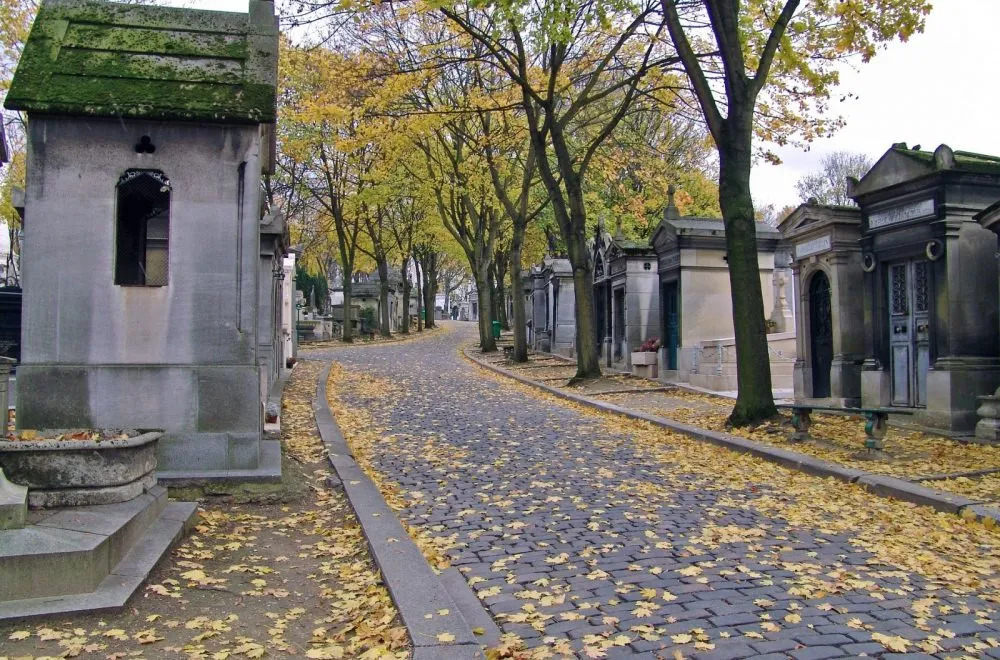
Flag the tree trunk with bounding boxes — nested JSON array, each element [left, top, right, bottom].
[[476, 274, 497, 352], [342, 278, 354, 342], [510, 227, 528, 362], [424, 252, 438, 329], [444, 276, 452, 318], [495, 258, 510, 330], [399, 258, 411, 334], [376, 257, 391, 338], [564, 208, 601, 380], [488, 264, 500, 331], [719, 119, 776, 426], [415, 260, 424, 332]]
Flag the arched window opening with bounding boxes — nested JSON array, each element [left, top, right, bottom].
[[115, 169, 170, 286]]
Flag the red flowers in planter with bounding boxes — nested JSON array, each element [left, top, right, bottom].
[[639, 338, 661, 352]]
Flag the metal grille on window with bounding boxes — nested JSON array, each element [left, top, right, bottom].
[[115, 169, 169, 286], [914, 260, 929, 312], [891, 264, 907, 315]]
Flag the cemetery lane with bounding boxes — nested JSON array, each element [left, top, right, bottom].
[[314, 321, 1000, 659]]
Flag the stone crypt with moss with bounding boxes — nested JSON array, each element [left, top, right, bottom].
[[4, 0, 284, 479]]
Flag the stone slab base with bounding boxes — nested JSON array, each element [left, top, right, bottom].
[[28, 472, 156, 509], [0, 501, 197, 621], [157, 439, 281, 485]]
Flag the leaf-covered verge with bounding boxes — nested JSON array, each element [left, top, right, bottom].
[[495, 353, 1000, 504], [0, 360, 409, 660], [331, 348, 1000, 659]]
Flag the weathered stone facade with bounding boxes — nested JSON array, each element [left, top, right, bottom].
[[781, 202, 865, 406], [651, 194, 791, 390], [5, 0, 283, 477], [846, 143, 1000, 434], [591, 225, 660, 369]]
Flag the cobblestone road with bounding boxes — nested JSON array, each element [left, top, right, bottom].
[[306, 323, 1000, 659]]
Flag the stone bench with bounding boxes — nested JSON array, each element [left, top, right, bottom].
[[776, 404, 913, 452]]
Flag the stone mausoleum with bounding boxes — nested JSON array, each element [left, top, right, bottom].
[[527, 257, 576, 355], [785, 143, 1000, 435], [4, 0, 283, 478], [591, 222, 660, 370], [651, 190, 792, 390]]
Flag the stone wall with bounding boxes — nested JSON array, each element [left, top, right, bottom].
[[17, 116, 266, 473]]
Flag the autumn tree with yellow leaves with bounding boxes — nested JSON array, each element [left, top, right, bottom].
[[660, 0, 931, 424]]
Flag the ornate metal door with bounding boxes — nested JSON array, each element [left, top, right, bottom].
[[888, 260, 931, 407], [663, 282, 679, 370], [809, 271, 833, 398]]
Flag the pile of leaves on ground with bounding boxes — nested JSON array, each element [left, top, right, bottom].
[[499, 353, 1000, 503], [0, 360, 409, 660]]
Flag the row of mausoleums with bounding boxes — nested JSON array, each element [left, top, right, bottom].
[[524, 144, 1000, 438], [526, 187, 796, 392], [783, 143, 1000, 438]]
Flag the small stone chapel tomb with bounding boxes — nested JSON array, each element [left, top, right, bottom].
[[4, 0, 282, 478]]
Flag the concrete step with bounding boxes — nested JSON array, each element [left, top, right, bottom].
[[0, 486, 169, 602], [0, 500, 197, 621]]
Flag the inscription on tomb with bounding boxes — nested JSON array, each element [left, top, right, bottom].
[[868, 198, 935, 230], [794, 234, 832, 259]]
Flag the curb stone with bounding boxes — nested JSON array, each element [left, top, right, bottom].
[[464, 349, 1000, 526], [313, 362, 488, 659]]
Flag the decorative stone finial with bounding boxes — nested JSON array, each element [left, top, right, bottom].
[[933, 144, 955, 170], [845, 176, 859, 199], [663, 184, 681, 222], [614, 217, 625, 240]]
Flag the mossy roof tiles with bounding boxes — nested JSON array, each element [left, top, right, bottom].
[[894, 145, 1000, 175], [3, 0, 278, 124]]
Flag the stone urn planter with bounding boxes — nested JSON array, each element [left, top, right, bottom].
[[0, 430, 161, 508], [631, 351, 659, 379]]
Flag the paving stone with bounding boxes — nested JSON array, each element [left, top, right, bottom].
[[788, 647, 844, 660], [842, 642, 888, 655], [692, 641, 757, 659], [751, 639, 801, 654], [792, 633, 853, 647], [308, 326, 1000, 655]]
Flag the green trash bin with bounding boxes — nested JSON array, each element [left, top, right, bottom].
[[491, 320, 501, 339]]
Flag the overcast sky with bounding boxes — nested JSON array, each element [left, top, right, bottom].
[[170, 1, 995, 210], [751, 1, 1000, 209]]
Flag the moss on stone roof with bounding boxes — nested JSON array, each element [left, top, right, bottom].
[[3, 0, 278, 124], [611, 238, 654, 253], [894, 145, 1000, 175]]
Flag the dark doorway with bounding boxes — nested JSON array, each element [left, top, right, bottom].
[[593, 283, 606, 345], [809, 271, 833, 398], [662, 281, 679, 370], [0, 286, 21, 362], [613, 287, 625, 359]]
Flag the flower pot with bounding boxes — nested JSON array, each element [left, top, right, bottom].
[[0, 431, 161, 508]]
